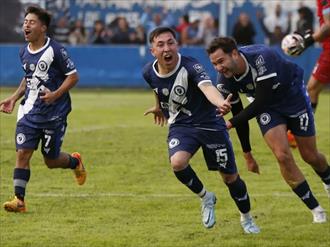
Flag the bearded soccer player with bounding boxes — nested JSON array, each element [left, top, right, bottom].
[[207, 36, 330, 223], [0, 6, 86, 212]]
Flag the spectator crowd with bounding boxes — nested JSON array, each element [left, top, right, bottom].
[[1, 1, 315, 48]]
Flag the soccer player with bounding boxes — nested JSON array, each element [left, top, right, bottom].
[[207, 37, 330, 223], [0, 6, 86, 213], [286, 0, 330, 113], [143, 27, 260, 233]]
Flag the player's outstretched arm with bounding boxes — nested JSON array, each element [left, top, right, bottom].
[[0, 78, 26, 114], [198, 82, 232, 115], [144, 92, 167, 126]]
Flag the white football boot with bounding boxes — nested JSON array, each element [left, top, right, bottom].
[[240, 214, 260, 234], [312, 206, 327, 223], [201, 192, 217, 228]]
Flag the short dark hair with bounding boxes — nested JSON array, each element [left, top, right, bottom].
[[149, 26, 176, 44], [206, 37, 238, 55], [25, 6, 52, 29]]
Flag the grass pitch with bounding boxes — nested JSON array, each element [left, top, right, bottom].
[[0, 88, 329, 247]]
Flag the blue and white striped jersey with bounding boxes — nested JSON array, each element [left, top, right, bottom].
[[143, 54, 226, 130], [18, 37, 76, 128]]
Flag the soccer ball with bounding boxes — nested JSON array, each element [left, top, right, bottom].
[[281, 33, 303, 56]]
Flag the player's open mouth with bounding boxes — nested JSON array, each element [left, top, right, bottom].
[[164, 54, 172, 62], [24, 30, 32, 37]]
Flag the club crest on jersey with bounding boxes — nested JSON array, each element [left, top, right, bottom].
[[259, 113, 271, 125], [37, 60, 48, 72], [16, 133, 26, 145], [174, 85, 185, 96], [169, 138, 180, 149], [193, 63, 204, 73]]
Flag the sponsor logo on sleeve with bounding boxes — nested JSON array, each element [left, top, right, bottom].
[[255, 55, 267, 75], [66, 58, 75, 69], [162, 88, 169, 96], [193, 63, 204, 73], [60, 48, 68, 59]]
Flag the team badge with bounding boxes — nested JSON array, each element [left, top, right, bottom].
[[259, 113, 271, 125], [16, 133, 26, 145], [174, 85, 185, 96], [169, 138, 180, 149], [37, 61, 48, 72]]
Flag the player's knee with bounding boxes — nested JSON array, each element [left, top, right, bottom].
[[275, 150, 292, 166], [16, 149, 32, 168], [222, 173, 238, 184], [170, 157, 187, 171]]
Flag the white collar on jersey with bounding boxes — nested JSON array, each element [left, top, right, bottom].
[[27, 37, 50, 54], [152, 53, 182, 78], [233, 52, 250, 81]]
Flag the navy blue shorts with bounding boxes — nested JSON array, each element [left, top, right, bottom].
[[167, 126, 237, 173], [15, 122, 67, 159], [257, 107, 315, 136]]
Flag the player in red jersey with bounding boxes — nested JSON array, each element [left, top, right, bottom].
[[307, 0, 330, 112], [288, 0, 330, 112], [284, 0, 329, 147]]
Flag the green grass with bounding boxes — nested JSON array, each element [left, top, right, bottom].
[[0, 88, 329, 247]]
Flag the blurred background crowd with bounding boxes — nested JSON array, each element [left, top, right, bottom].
[[0, 0, 316, 47]]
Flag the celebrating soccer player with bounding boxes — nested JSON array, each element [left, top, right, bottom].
[[143, 27, 260, 233], [207, 36, 330, 223], [0, 6, 87, 212]]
